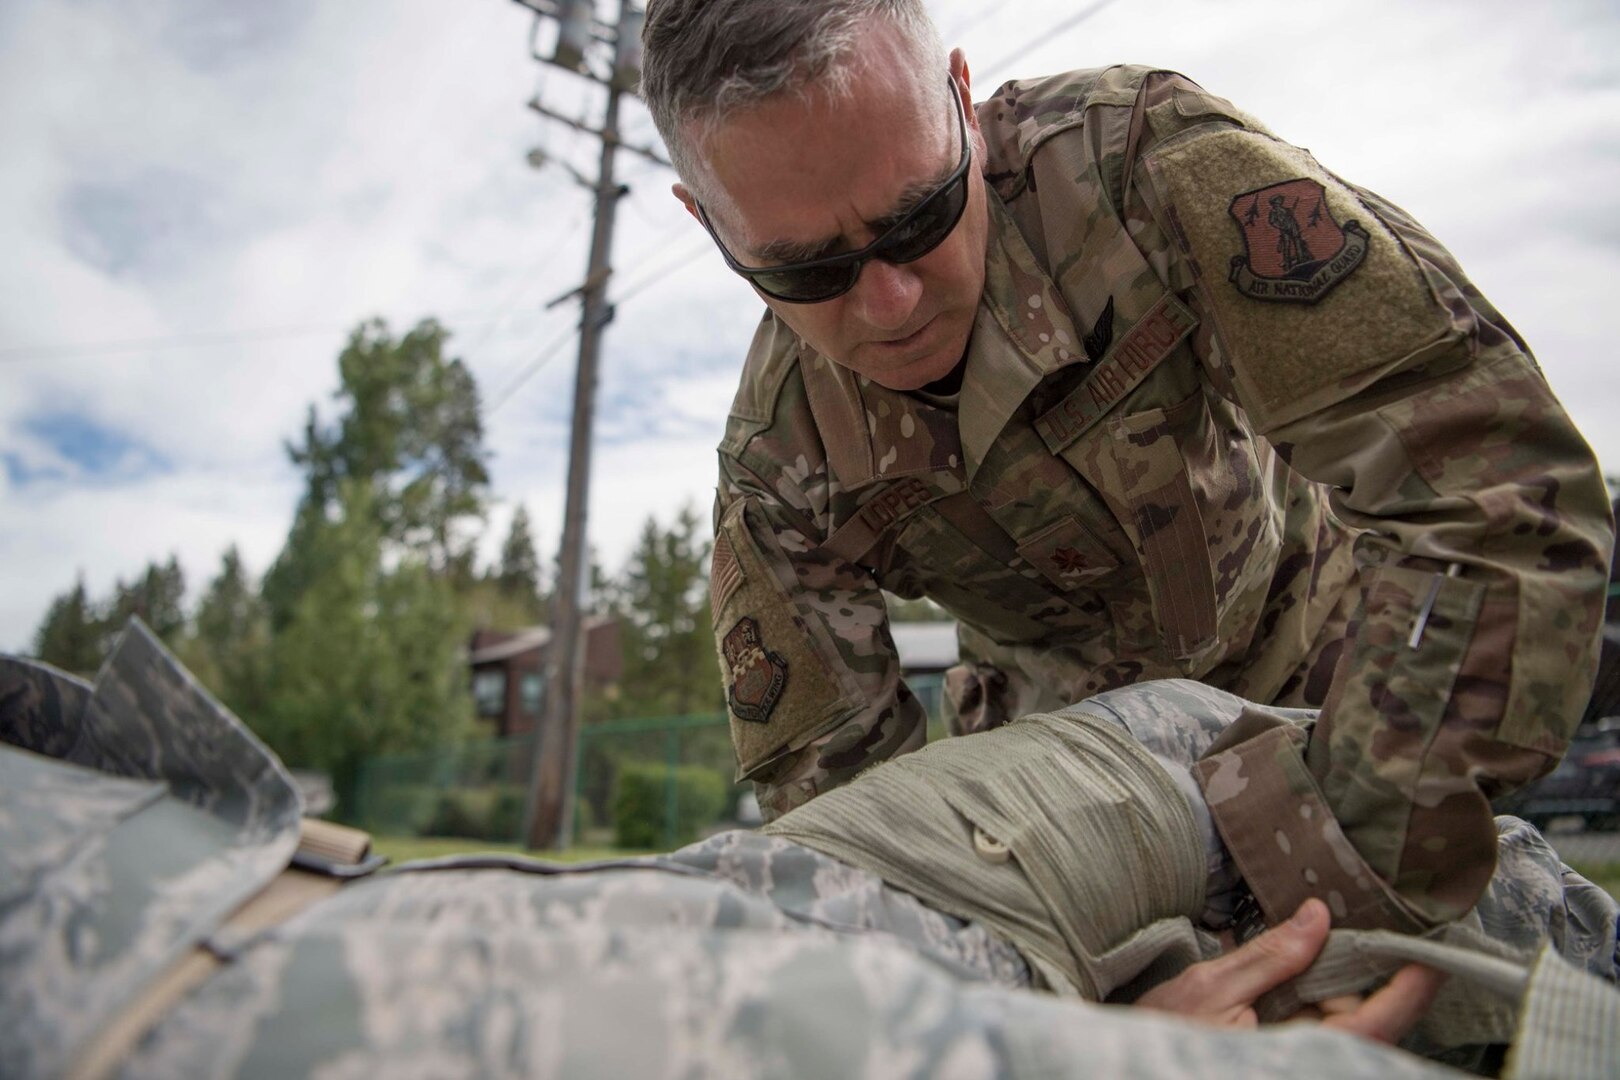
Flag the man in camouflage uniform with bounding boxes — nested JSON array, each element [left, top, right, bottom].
[[639, 0, 1615, 933], [5, 624, 1618, 1078]]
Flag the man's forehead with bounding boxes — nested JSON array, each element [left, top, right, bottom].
[[693, 79, 950, 261]]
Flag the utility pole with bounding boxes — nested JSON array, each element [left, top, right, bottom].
[[512, 0, 663, 850]]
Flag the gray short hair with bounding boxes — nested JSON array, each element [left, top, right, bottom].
[[641, 0, 946, 198]]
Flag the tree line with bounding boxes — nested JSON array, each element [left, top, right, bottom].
[[29, 318, 723, 792]]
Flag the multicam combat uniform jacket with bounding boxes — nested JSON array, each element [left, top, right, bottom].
[[710, 66, 1614, 930]]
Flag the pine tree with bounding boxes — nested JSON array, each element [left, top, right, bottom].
[[496, 505, 545, 619], [184, 546, 272, 726], [258, 482, 473, 786], [608, 505, 722, 718], [252, 319, 490, 789], [109, 556, 187, 645], [32, 575, 104, 676]]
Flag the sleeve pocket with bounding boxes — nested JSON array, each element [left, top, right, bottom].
[[713, 498, 865, 779]]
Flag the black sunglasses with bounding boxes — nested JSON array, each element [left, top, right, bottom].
[[696, 80, 971, 304]]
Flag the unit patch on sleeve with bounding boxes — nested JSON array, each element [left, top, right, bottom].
[[722, 616, 788, 724], [1227, 178, 1368, 303]]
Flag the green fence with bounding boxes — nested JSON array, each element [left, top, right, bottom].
[[350, 732, 537, 842], [575, 713, 744, 849], [351, 712, 741, 850], [352, 674, 952, 851]]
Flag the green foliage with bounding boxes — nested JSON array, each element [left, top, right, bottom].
[[496, 505, 546, 618], [363, 784, 444, 836], [457, 578, 545, 638], [275, 318, 491, 579], [430, 787, 500, 839], [32, 575, 104, 677], [255, 481, 474, 782], [32, 557, 189, 676], [178, 546, 272, 729], [602, 505, 723, 719], [612, 762, 728, 849], [248, 318, 492, 784], [109, 556, 187, 645]]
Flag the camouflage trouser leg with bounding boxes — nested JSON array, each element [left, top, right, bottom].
[[664, 830, 1035, 988], [1067, 678, 1620, 982]]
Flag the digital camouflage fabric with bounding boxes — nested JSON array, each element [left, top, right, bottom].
[[4, 626, 1620, 1078], [709, 64, 1614, 931]]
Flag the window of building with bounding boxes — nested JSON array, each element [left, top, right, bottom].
[[472, 670, 507, 718], [521, 673, 545, 717]]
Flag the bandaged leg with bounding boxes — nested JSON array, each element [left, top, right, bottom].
[[765, 707, 1216, 999]]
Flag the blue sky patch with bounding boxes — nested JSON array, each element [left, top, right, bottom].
[[9, 411, 171, 486]]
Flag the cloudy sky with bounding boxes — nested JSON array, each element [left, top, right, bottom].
[[2, 0, 1616, 651]]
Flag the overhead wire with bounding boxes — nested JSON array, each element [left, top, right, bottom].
[[483, 228, 718, 419], [977, 0, 1124, 84], [942, 1, 1017, 43], [457, 210, 591, 357], [0, 306, 549, 365], [611, 234, 717, 307], [485, 322, 581, 416], [0, 211, 593, 366]]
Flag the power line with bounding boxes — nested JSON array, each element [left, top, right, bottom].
[[978, 0, 1124, 84], [485, 321, 581, 416], [610, 233, 715, 306], [0, 252, 594, 367], [942, 1, 1016, 43], [480, 233, 715, 418], [0, 323, 367, 364], [458, 211, 591, 357]]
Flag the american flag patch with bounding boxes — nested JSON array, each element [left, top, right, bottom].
[[711, 530, 743, 619]]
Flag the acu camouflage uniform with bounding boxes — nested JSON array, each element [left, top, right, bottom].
[[709, 65, 1614, 931], [5, 624, 1619, 1079]]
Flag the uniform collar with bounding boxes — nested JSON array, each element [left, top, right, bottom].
[[795, 191, 1086, 491], [957, 189, 1088, 482]]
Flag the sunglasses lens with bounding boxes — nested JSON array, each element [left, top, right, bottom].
[[753, 175, 968, 302], [755, 262, 859, 303], [884, 176, 968, 265]]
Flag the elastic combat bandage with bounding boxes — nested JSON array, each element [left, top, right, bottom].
[[766, 710, 1213, 999]]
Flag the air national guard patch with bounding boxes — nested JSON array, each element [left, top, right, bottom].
[[723, 616, 788, 724], [1227, 178, 1368, 303]]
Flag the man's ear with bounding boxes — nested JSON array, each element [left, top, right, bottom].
[[949, 48, 978, 132], [946, 49, 972, 134], [673, 181, 700, 222]]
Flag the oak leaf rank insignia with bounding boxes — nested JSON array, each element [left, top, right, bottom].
[[1228, 177, 1368, 303], [722, 616, 788, 724]]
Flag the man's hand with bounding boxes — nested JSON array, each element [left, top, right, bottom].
[[1136, 898, 1445, 1043]]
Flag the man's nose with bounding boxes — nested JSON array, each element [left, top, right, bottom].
[[851, 258, 923, 331]]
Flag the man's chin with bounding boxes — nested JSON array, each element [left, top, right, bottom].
[[873, 362, 951, 392], [853, 333, 969, 391]]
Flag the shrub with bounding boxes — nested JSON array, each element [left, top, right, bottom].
[[431, 788, 498, 839], [362, 784, 441, 836], [488, 786, 527, 842], [613, 763, 728, 849]]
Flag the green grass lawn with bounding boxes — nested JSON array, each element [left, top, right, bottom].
[[1569, 862, 1620, 902], [372, 835, 654, 864]]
